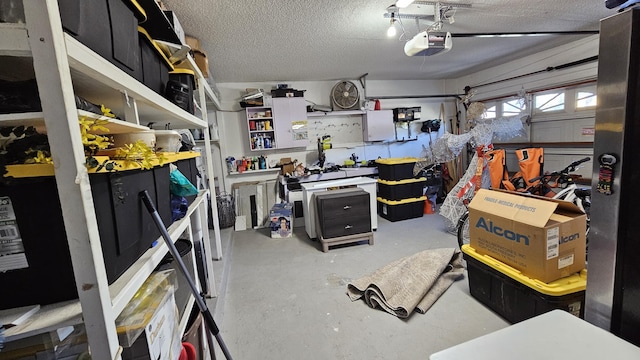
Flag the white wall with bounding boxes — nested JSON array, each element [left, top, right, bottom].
[[214, 79, 459, 192]]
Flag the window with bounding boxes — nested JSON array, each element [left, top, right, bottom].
[[482, 104, 497, 119], [503, 98, 526, 116], [535, 91, 565, 112], [576, 87, 597, 109]]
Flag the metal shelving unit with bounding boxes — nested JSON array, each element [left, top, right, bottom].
[[0, 1, 223, 358]]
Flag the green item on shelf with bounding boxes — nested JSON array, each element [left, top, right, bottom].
[[170, 168, 198, 197]]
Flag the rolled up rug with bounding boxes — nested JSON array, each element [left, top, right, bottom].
[[347, 248, 464, 318]]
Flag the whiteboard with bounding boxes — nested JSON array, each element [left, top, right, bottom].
[[307, 113, 363, 144]]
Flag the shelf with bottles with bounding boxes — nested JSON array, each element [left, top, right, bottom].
[[248, 118, 273, 132], [250, 132, 276, 151], [226, 154, 272, 174]]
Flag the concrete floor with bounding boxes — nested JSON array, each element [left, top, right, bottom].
[[207, 212, 509, 359]]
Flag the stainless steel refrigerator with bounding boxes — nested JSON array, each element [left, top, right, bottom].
[[585, 6, 640, 346]]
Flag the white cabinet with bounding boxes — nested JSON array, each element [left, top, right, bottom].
[[272, 97, 310, 148], [362, 109, 394, 141], [0, 1, 222, 358], [246, 106, 276, 150], [245, 98, 308, 150]]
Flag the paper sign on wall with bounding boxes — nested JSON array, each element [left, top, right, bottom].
[[292, 120, 308, 140]]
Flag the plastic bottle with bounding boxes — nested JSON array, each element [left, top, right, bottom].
[[264, 136, 271, 149]]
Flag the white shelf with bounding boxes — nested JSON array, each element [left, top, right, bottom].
[[228, 168, 280, 175], [77, 110, 151, 134], [64, 35, 206, 130], [3, 301, 83, 343], [0, 23, 30, 56], [248, 117, 273, 120], [2, 4, 221, 355], [0, 25, 208, 130], [0, 110, 150, 134], [3, 191, 208, 343], [307, 110, 365, 117], [249, 130, 275, 133], [0, 112, 47, 130]]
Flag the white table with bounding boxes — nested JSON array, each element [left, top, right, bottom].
[[430, 310, 640, 360], [301, 176, 378, 239]]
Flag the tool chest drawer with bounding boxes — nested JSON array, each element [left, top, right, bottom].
[[317, 190, 370, 220], [320, 214, 371, 239], [315, 188, 371, 239]]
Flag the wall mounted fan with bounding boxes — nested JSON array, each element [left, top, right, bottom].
[[331, 80, 360, 110]]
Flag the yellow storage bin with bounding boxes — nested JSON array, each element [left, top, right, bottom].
[[375, 157, 419, 181], [461, 244, 587, 323], [377, 196, 426, 222]]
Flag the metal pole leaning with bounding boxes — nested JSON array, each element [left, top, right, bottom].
[[140, 190, 233, 360]]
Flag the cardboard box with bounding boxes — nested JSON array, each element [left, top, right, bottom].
[[185, 35, 202, 52], [193, 50, 209, 77], [270, 203, 293, 238], [468, 189, 586, 283]]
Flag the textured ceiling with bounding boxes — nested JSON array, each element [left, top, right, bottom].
[[162, 0, 615, 83]]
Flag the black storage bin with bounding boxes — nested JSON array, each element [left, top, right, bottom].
[[377, 177, 427, 201], [377, 196, 425, 222], [175, 157, 199, 205], [166, 69, 195, 114], [153, 164, 172, 227], [0, 79, 41, 114], [375, 157, 418, 181], [0, 166, 169, 310], [57, 0, 145, 81], [0, 177, 77, 308], [462, 244, 586, 324], [138, 26, 173, 95]]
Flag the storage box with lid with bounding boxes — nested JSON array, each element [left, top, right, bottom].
[[377, 177, 427, 201], [375, 157, 418, 181], [461, 244, 586, 323], [57, 0, 146, 81], [166, 68, 196, 114], [0, 158, 176, 310], [138, 26, 174, 95], [468, 189, 586, 283], [377, 196, 426, 222]]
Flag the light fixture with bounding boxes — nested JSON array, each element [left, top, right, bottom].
[[395, 0, 415, 8], [387, 13, 397, 37]]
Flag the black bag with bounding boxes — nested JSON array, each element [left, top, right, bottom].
[[421, 119, 441, 132]]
